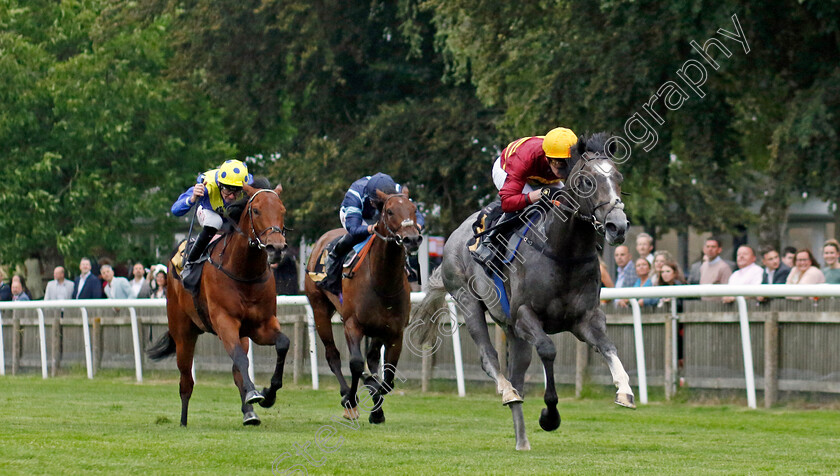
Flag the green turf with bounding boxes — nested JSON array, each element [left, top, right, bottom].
[[0, 372, 838, 475]]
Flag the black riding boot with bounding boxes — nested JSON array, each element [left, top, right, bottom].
[[319, 233, 354, 294], [181, 226, 217, 288], [473, 203, 506, 265]]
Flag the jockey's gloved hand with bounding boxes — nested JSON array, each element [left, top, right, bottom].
[[540, 187, 553, 201], [540, 187, 563, 202]]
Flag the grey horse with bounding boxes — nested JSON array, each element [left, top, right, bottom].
[[409, 132, 634, 451]]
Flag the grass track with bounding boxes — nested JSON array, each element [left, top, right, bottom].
[[1, 372, 838, 475]]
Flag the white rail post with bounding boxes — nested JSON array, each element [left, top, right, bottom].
[[248, 339, 255, 383], [298, 237, 308, 293], [0, 310, 5, 376], [37, 309, 48, 379], [629, 299, 648, 404], [379, 346, 386, 380], [419, 234, 430, 292], [305, 304, 319, 390], [128, 308, 143, 383], [80, 308, 93, 379], [670, 298, 679, 377], [446, 300, 466, 397], [736, 296, 757, 409]]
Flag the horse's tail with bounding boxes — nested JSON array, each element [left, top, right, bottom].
[[409, 266, 449, 346], [146, 330, 176, 361]]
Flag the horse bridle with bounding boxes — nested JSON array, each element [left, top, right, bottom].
[[550, 154, 624, 236], [371, 194, 418, 246], [246, 189, 287, 249]]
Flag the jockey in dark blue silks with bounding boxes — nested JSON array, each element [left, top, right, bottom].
[[318, 173, 425, 292], [171, 159, 254, 285]]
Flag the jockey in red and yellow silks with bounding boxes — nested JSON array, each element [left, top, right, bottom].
[[491, 127, 578, 213]]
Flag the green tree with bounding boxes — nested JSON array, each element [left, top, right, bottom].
[[0, 1, 234, 269]]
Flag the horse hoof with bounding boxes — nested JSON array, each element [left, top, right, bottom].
[[515, 441, 531, 451], [245, 389, 265, 405], [538, 408, 561, 431], [615, 393, 636, 409], [343, 406, 360, 421], [369, 410, 385, 425], [243, 411, 261, 426], [259, 388, 276, 408], [502, 388, 524, 406]]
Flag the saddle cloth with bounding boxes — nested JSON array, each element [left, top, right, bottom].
[[307, 235, 374, 284]]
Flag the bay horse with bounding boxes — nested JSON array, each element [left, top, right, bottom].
[[411, 132, 634, 450], [304, 189, 422, 423], [147, 183, 290, 427]]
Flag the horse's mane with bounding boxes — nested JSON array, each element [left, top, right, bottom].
[[573, 131, 613, 157]]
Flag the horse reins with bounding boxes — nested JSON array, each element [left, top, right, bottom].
[[367, 194, 418, 298], [548, 155, 625, 236], [208, 188, 286, 284]]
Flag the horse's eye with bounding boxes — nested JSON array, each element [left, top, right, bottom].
[[253, 209, 260, 216], [387, 209, 394, 216]]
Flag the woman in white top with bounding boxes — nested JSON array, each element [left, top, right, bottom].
[[786, 249, 825, 300], [150, 269, 168, 299]]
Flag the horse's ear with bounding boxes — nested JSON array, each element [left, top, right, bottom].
[[274, 183, 283, 196], [576, 134, 587, 155], [374, 189, 389, 210], [400, 185, 409, 199], [251, 176, 271, 189], [243, 183, 256, 196]]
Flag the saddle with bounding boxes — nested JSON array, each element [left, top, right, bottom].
[[170, 234, 225, 295], [467, 201, 527, 267], [308, 235, 375, 287]]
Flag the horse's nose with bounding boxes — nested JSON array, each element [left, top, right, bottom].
[[265, 242, 287, 263], [403, 234, 423, 252]]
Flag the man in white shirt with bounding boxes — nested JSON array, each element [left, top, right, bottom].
[[723, 245, 764, 303], [44, 266, 75, 300], [102, 264, 133, 299], [129, 262, 151, 298]]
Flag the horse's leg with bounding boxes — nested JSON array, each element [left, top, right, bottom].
[[506, 334, 533, 451], [365, 337, 384, 378], [367, 338, 402, 424], [343, 318, 365, 420], [460, 296, 522, 404], [311, 293, 352, 408], [216, 316, 264, 407], [574, 309, 636, 409], [174, 329, 199, 427], [514, 306, 561, 432], [250, 316, 289, 409], [233, 337, 261, 426]]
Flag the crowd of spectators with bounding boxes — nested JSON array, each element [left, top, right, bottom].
[[601, 235, 840, 308], [0, 252, 300, 303]]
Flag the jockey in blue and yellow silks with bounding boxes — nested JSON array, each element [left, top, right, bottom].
[[171, 159, 253, 282]]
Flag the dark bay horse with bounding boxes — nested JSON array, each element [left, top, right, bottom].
[[412, 133, 633, 450], [147, 183, 290, 427], [304, 190, 422, 423]]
